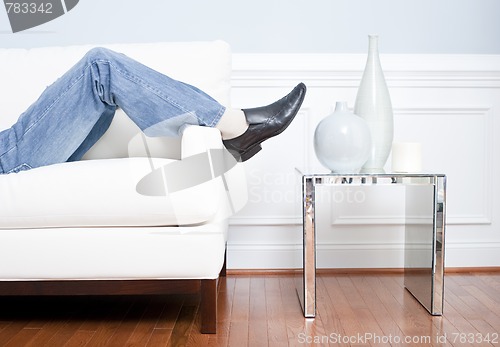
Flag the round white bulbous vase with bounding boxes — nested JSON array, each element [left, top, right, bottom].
[[354, 35, 394, 173], [314, 102, 372, 173]]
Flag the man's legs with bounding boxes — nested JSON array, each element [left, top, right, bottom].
[[0, 47, 226, 174]]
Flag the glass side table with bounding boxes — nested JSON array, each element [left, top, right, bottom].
[[295, 169, 446, 318]]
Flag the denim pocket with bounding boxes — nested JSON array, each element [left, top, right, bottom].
[[6, 163, 33, 174]]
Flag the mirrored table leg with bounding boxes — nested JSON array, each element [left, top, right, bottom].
[[300, 175, 316, 318], [432, 175, 446, 315], [404, 176, 446, 315]]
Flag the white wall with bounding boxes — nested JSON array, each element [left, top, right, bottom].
[[1, 1, 499, 268], [227, 53, 500, 269], [1, 0, 500, 54]]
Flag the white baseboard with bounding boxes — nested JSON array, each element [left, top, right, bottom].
[[226, 242, 500, 269]]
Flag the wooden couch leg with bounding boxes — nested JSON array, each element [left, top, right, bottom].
[[201, 279, 217, 334], [219, 248, 227, 277]]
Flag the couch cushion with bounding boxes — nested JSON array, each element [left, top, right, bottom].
[[0, 157, 226, 229], [0, 225, 227, 280]]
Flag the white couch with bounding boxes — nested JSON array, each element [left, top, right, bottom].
[[0, 41, 246, 333]]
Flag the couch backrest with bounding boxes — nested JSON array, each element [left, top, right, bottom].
[[0, 41, 231, 160]]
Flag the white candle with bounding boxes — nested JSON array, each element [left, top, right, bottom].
[[392, 142, 422, 173]]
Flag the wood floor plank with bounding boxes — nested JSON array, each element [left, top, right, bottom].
[[146, 328, 172, 347], [0, 321, 30, 346], [105, 298, 154, 347], [218, 275, 236, 324], [186, 308, 211, 347], [64, 330, 96, 347], [463, 284, 500, 316], [321, 275, 367, 339], [44, 317, 87, 346], [437, 290, 477, 346], [279, 276, 311, 347], [153, 295, 183, 331], [84, 297, 136, 346], [248, 276, 268, 347], [444, 277, 499, 347], [207, 335, 229, 347], [264, 276, 288, 346], [350, 275, 405, 342], [315, 276, 348, 346], [168, 304, 197, 347], [227, 276, 250, 346], [336, 275, 368, 310], [3, 328, 41, 347], [474, 273, 500, 304], [311, 277, 345, 347], [439, 274, 499, 346], [231, 276, 250, 323], [446, 276, 500, 333], [278, 276, 302, 315], [63, 296, 116, 335], [125, 297, 166, 347], [62, 296, 130, 346], [0, 272, 499, 346], [461, 295, 500, 332], [207, 276, 235, 344], [25, 319, 73, 346], [365, 275, 432, 344], [22, 297, 89, 347]]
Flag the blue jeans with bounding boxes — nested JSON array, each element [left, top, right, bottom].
[[0, 48, 226, 174]]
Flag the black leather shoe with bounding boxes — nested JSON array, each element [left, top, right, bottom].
[[223, 82, 306, 162]]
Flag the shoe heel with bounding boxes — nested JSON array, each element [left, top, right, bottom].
[[240, 144, 262, 162]]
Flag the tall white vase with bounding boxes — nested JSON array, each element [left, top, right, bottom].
[[354, 35, 393, 173]]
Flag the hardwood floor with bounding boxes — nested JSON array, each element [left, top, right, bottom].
[[0, 272, 498, 346]]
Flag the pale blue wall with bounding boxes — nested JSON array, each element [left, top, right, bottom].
[[1, 0, 499, 53]]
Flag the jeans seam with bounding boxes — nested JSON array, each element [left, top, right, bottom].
[[101, 59, 201, 123], [1, 66, 89, 158], [6, 163, 32, 174], [206, 105, 226, 128]]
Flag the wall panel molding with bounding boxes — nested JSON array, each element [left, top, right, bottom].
[[232, 54, 500, 88], [228, 53, 500, 268]]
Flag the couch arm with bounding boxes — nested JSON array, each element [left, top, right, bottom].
[[127, 124, 223, 160], [180, 125, 224, 158], [132, 125, 247, 223], [180, 126, 248, 221]]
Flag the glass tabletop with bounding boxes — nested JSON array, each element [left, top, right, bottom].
[[295, 168, 445, 185], [295, 167, 445, 177]]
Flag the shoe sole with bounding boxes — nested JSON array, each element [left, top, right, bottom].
[[240, 144, 262, 162]]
